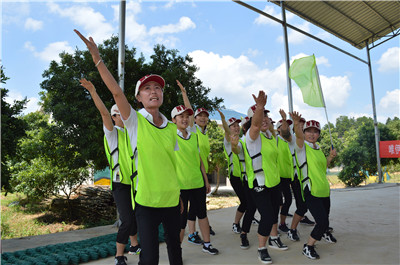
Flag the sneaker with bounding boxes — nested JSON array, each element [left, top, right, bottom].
[[209, 226, 216, 236], [252, 218, 260, 225], [268, 236, 288, 250], [322, 231, 337, 243], [278, 223, 289, 233], [202, 243, 219, 255], [300, 216, 315, 225], [128, 244, 141, 255], [188, 231, 203, 245], [115, 256, 127, 265], [240, 233, 250, 249], [287, 229, 300, 241], [258, 247, 272, 264], [328, 226, 334, 233], [302, 244, 320, 260], [232, 223, 242, 234]]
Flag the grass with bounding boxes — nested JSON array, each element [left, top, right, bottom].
[[1, 193, 85, 240]]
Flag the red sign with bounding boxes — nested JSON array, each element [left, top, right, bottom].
[[379, 140, 400, 158]]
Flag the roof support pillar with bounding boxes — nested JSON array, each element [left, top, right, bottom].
[[281, 1, 293, 113], [366, 41, 383, 183], [118, 0, 126, 92]]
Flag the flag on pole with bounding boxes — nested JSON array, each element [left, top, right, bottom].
[[289, 54, 325, 108]]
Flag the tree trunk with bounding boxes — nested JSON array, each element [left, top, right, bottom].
[[212, 167, 221, 195]]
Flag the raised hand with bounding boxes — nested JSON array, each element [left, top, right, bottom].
[[252, 90, 267, 108], [230, 134, 239, 146], [79, 78, 96, 93], [176, 80, 186, 93], [279, 109, 287, 121], [289, 111, 302, 123], [74, 29, 101, 64], [217, 109, 225, 120]]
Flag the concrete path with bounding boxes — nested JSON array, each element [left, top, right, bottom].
[[2, 183, 399, 264]]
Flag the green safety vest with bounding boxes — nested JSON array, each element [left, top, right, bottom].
[[196, 127, 210, 173], [243, 133, 280, 189], [277, 136, 294, 180], [223, 141, 242, 180], [104, 127, 135, 190], [296, 144, 330, 198], [176, 132, 204, 190], [135, 113, 180, 208]]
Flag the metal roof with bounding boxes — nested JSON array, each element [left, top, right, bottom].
[[269, 0, 400, 49]]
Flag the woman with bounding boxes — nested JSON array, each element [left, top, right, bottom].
[[75, 30, 182, 265], [176, 80, 215, 243], [217, 110, 247, 234], [80, 79, 140, 265], [290, 111, 337, 260], [244, 91, 288, 264], [171, 103, 219, 255]]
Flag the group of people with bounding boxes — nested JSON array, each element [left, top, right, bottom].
[[75, 29, 337, 265]]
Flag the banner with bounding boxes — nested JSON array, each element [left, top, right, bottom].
[[379, 140, 400, 158]]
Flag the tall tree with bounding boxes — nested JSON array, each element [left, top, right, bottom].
[[1, 66, 28, 194], [40, 37, 223, 172]]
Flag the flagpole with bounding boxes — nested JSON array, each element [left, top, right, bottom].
[[315, 63, 334, 148]]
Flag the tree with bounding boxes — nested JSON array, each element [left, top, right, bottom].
[[1, 65, 28, 194], [10, 112, 90, 201], [40, 37, 223, 174], [206, 121, 227, 194], [338, 117, 397, 186]]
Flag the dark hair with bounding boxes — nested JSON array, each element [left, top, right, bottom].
[[242, 117, 252, 135]]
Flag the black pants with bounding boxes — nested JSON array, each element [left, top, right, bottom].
[[180, 186, 207, 229], [112, 182, 137, 245], [279, 178, 293, 216], [292, 175, 308, 217], [251, 185, 281, 237], [230, 174, 247, 214], [135, 204, 182, 265], [241, 179, 257, 233], [304, 187, 330, 241]]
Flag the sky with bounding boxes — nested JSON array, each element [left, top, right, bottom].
[[2, 0, 399, 126]]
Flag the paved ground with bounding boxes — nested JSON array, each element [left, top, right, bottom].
[[2, 183, 399, 264]]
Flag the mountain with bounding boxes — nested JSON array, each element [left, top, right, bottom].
[[209, 109, 246, 122]]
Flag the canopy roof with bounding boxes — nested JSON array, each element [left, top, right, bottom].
[[270, 0, 400, 49]]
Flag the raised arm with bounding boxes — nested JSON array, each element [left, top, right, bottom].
[[74, 29, 131, 120], [176, 80, 194, 127], [290, 111, 304, 149], [230, 134, 240, 155], [279, 109, 292, 142], [327, 147, 337, 168], [217, 109, 230, 142], [80, 78, 113, 131], [249, 90, 267, 141]]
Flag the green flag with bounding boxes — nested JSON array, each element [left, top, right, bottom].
[[289, 54, 325, 108]]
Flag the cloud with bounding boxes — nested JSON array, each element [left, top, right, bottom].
[[2, 2, 30, 26], [4, 91, 40, 115], [24, 18, 43, 31], [277, 21, 310, 44], [47, 2, 114, 42], [254, 4, 295, 26], [379, 89, 400, 115], [377, 47, 400, 72], [149, 17, 195, 35], [24, 41, 74, 63]]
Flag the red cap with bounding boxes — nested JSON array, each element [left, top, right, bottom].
[[135, 74, 165, 96]]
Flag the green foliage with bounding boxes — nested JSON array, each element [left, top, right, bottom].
[[318, 125, 341, 168], [40, 38, 223, 172], [207, 121, 227, 176], [1, 66, 28, 194], [337, 117, 398, 187], [10, 112, 90, 201]]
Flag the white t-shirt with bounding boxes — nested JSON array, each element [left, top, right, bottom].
[[224, 137, 246, 177], [295, 140, 320, 189], [103, 125, 124, 182], [245, 130, 273, 186]]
